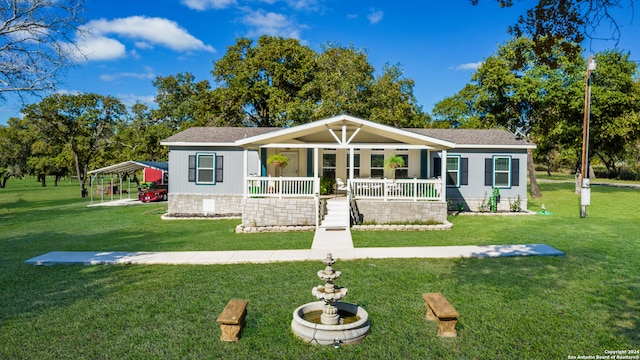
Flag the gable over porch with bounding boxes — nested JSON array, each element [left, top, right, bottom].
[[237, 115, 453, 201]]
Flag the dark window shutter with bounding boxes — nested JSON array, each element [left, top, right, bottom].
[[433, 157, 441, 177], [461, 158, 469, 185], [512, 158, 520, 187], [215, 156, 223, 183], [484, 158, 493, 186], [188, 155, 195, 182]]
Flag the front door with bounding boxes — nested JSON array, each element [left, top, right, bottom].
[[281, 151, 298, 177]]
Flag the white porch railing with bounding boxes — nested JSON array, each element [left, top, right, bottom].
[[247, 176, 317, 198], [245, 176, 443, 201], [349, 178, 443, 201]]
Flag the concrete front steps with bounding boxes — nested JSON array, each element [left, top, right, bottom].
[[312, 197, 353, 249]]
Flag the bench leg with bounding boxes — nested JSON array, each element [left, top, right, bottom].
[[425, 304, 437, 321], [220, 323, 243, 342], [436, 317, 457, 337]]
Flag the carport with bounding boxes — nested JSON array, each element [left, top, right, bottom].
[[88, 161, 168, 205]]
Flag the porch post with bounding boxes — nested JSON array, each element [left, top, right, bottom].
[[440, 149, 447, 202], [314, 147, 319, 229], [243, 148, 248, 199], [314, 147, 319, 190], [349, 147, 354, 181]]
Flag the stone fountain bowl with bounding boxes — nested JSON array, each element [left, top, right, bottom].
[[291, 301, 370, 346]]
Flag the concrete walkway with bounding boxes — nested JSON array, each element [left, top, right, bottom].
[[312, 197, 353, 249], [25, 244, 564, 266]]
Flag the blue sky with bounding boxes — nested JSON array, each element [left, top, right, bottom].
[[1, 0, 638, 124]]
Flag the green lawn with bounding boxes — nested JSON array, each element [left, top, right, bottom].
[[1, 178, 639, 359]]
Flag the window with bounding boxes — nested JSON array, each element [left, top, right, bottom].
[[370, 153, 384, 178], [493, 156, 511, 188], [197, 154, 215, 184], [395, 154, 409, 179], [446, 156, 460, 186], [485, 156, 519, 187], [346, 153, 361, 178], [434, 155, 467, 186], [189, 153, 223, 184], [322, 153, 336, 179]]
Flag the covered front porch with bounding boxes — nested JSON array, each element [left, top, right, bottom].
[[237, 115, 452, 229]]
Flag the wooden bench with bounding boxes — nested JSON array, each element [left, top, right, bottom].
[[216, 299, 248, 342], [422, 293, 459, 337]]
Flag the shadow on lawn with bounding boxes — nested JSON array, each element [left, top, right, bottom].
[[1, 195, 87, 212], [448, 254, 639, 349], [1, 255, 133, 323]]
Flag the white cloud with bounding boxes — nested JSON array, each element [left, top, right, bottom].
[[99, 68, 156, 82], [117, 93, 156, 107], [181, 0, 237, 10], [454, 61, 483, 70], [71, 36, 127, 62], [67, 16, 215, 62], [134, 41, 154, 50], [56, 89, 82, 96], [367, 9, 383, 24], [85, 16, 215, 53], [242, 9, 303, 38], [286, 0, 319, 11]]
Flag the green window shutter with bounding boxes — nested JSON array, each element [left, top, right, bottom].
[[433, 157, 441, 177]]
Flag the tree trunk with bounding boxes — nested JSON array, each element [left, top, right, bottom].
[[74, 153, 87, 198], [527, 149, 542, 198]]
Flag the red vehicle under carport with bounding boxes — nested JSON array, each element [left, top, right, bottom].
[[138, 185, 168, 202]]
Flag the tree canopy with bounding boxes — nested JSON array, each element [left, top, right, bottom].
[[434, 37, 640, 185], [209, 36, 428, 128], [0, 0, 85, 101]]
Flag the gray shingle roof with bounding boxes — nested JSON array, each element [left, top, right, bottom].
[[161, 127, 280, 144], [405, 128, 533, 147], [162, 126, 534, 148]]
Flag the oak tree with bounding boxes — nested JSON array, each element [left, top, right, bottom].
[[23, 93, 126, 197]]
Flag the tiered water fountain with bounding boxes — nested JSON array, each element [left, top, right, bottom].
[[291, 253, 370, 346]]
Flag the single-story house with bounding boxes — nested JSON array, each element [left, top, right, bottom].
[[160, 115, 535, 228]]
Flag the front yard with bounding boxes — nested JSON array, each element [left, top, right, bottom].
[[0, 178, 638, 358]]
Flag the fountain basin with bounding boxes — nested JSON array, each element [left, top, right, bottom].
[[291, 301, 370, 346]]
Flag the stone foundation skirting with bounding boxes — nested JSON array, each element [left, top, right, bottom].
[[355, 200, 447, 224], [242, 198, 316, 227], [168, 193, 244, 217]]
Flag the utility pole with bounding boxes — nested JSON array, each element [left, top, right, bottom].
[[580, 55, 596, 218]]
